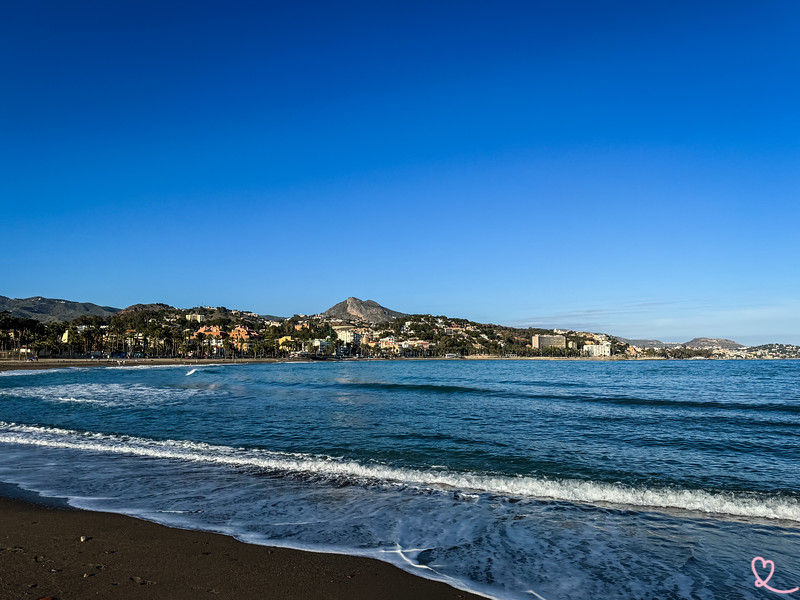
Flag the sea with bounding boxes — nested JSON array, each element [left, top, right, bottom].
[[0, 359, 798, 599]]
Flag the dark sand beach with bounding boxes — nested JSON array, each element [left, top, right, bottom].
[[0, 496, 483, 600]]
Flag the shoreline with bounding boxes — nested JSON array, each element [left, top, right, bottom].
[[0, 355, 678, 373], [0, 357, 285, 373], [0, 491, 486, 600]]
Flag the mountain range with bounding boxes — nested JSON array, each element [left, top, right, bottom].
[[0, 295, 120, 323], [617, 337, 744, 350], [2, 294, 748, 347]]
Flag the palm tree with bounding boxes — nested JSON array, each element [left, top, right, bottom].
[[195, 332, 206, 358]]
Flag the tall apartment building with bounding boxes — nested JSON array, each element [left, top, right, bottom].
[[337, 330, 362, 345], [531, 334, 567, 349]]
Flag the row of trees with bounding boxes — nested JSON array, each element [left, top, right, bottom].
[[0, 313, 48, 357], [0, 310, 350, 359]]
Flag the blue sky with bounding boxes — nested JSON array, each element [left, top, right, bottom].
[[2, 1, 798, 345]]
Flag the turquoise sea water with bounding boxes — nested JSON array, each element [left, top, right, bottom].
[[0, 360, 798, 599]]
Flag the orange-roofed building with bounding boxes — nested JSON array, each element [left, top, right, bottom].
[[191, 326, 226, 340], [191, 326, 226, 356], [229, 326, 259, 351]]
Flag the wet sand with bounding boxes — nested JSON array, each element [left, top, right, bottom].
[[0, 496, 484, 600]]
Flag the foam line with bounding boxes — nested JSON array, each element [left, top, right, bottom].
[[1, 422, 798, 522]]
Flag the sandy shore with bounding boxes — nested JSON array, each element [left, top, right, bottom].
[[0, 358, 487, 598], [0, 495, 484, 600], [0, 354, 628, 373]]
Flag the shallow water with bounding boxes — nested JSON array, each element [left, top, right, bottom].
[[1, 360, 798, 599]]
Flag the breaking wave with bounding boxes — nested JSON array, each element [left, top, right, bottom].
[[0, 368, 89, 377], [0, 383, 201, 407], [1, 422, 797, 522]]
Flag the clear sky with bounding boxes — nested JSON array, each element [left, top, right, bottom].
[[2, 1, 798, 345]]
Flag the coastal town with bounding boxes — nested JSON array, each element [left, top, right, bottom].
[[1, 296, 797, 362]]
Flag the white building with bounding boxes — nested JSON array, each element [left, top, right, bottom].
[[336, 330, 362, 345], [583, 342, 612, 357]]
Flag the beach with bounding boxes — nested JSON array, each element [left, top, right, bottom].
[[2, 359, 798, 599], [0, 494, 481, 600], [0, 354, 627, 375], [0, 360, 486, 600]]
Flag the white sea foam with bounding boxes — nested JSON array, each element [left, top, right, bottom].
[[55, 397, 106, 405], [1, 422, 798, 522], [0, 383, 200, 407], [105, 363, 231, 371], [0, 368, 88, 377]]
